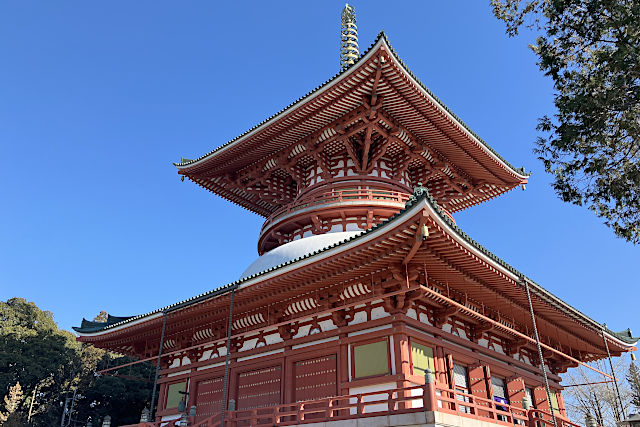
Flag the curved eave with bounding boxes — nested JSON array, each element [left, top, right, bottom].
[[174, 32, 529, 183], [379, 34, 529, 184], [76, 192, 634, 353], [420, 195, 638, 352]]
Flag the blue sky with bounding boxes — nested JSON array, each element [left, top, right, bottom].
[[0, 1, 637, 346]]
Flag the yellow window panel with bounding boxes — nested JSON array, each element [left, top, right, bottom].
[[410, 341, 434, 377], [550, 390, 559, 413], [166, 381, 186, 409], [353, 340, 389, 378]]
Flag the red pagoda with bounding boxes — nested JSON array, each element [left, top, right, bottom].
[[75, 7, 637, 427]]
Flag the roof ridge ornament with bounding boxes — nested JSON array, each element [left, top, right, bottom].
[[340, 4, 359, 70]]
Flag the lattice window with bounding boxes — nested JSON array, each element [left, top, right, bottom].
[[491, 376, 508, 400], [453, 363, 469, 389]]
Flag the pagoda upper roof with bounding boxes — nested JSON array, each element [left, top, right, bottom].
[[175, 32, 529, 216], [74, 188, 636, 359]]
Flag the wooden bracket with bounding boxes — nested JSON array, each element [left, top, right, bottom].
[[403, 216, 429, 265], [434, 305, 460, 328]]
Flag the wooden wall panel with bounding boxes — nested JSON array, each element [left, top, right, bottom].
[[195, 376, 223, 421], [469, 365, 489, 399], [507, 377, 526, 408], [294, 354, 337, 402], [237, 365, 282, 410]]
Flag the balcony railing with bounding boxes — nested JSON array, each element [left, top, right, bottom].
[[123, 383, 580, 427], [261, 188, 412, 232]]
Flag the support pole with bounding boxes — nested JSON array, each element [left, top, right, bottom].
[[60, 395, 70, 427], [28, 384, 37, 423], [65, 388, 77, 427], [523, 278, 557, 427], [149, 310, 168, 420], [221, 287, 236, 426], [602, 327, 626, 420]]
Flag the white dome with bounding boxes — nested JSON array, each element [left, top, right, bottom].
[[240, 231, 361, 279]]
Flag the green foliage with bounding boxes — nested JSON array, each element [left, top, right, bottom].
[[0, 298, 79, 425], [72, 351, 156, 425], [0, 297, 58, 336], [491, 0, 640, 243], [0, 298, 155, 426]]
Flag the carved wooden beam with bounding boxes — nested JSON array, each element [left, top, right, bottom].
[[434, 305, 460, 328], [369, 59, 383, 111], [469, 321, 494, 343], [304, 141, 333, 180], [331, 308, 352, 328], [361, 124, 374, 171], [505, 338, 530, 356], [403, 216, 429, 265], [376, 108, 477, 191], [343, 136, 362, 172], [380, 67, 510, 184], [392, 152, 413, 180], [365, 133, 394, 173]]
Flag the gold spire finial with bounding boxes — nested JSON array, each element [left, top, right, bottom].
[[340, 4, 359, 69]]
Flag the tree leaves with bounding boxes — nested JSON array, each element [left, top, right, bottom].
[[492, 0, 640, 243], [0, 298, 154, 426]]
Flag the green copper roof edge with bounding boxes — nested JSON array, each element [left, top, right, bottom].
[[174, 32, 529, 178], [74, 316, 135, 333], [74, 191, 634, 347]]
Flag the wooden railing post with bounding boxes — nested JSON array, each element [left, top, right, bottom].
[[189, 384, 585, 427], [423, 369, 437, 412], [528, 409, 538, 427]]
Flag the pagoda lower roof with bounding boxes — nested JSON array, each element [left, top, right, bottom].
[[74, 189, 636, 360], [174, 32, 529, 216]]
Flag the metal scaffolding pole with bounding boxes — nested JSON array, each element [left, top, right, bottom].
[[221, 287, 236, 426], [602, 327, 626, 420], [149, 310, 168, 420], [523, 277, 558, 427]]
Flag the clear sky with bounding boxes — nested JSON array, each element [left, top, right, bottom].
[[0, 1, 637, 348]]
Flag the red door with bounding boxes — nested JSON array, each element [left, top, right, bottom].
[[294, 354, 337, 402], [194, 376, 224, 422], [294, 354, 338, 421], [237, 365, 282, 410]]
